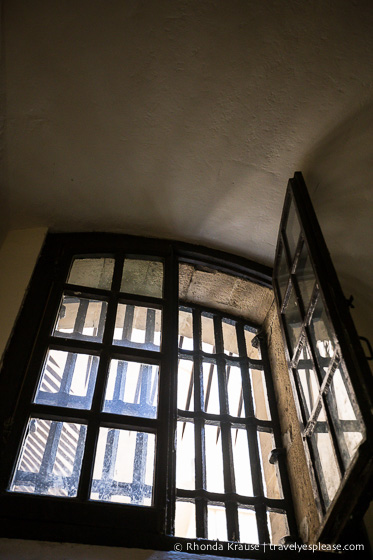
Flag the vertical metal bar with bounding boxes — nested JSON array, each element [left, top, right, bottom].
[[133, 431, 148, 504], [36, 420, 63, 494], [68, 424, 87, 497], [98, 428, 119, 501]]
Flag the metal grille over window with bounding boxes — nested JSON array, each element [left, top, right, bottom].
[[10, 253, 164, 507], [175, 306, 291, 544], [273, 178, 366, 516]]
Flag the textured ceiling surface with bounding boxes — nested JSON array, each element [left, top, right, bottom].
[[1, 1, 373, 303]]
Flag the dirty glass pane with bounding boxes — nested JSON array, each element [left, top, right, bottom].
[[250, 368, 271, 421], [258, 431, 282, 499], [53, 295, 107, 343], [179, 308, 194, 350], [176, 421, 195, 490], [10, 418, 86, 497], [103, 360, 159, 419], [202, 362, 219, 414], [91, 428, 155, 505], [309, 405, 341, 508], [244, 327, 260, 360], [295, 242, 315, 311], [226, 365, 244, 417], [326, 363, 365, 469], [232, 428, 253, 496], [121, 259, 163, 298], [34, 349, 98, 410], [207, 504, 227, 541], [283, 287, 302, 357], [309, 295, 335, 377], [67, 258, 114, 290], [296, 343, 319, 420], [222, 320, 238, 356], [205, 424, 224, 493], [238, 508, 258, 544], [201, 314, 215, 353], [113, 304, 162, 351], [268, 511, 289, 544], [277, 244, 290, 305], [285, 198, 301, 262], [178, 359, 194, 411], [175, 501, 196, 538]]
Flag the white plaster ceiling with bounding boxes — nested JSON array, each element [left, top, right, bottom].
[[1, 0, 373, 323]]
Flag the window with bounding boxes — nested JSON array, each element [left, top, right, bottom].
[[0, 234, 296, 550]]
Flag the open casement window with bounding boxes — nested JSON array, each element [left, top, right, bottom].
[[273, 172, 373, 542]]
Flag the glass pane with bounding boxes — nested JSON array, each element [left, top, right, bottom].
[[201, 314, 215, 353], [283, 287, 302, 357], [121, 259, 163, 298], [277, 244, 290, 305], [250, 368, 271, 421], [176, 421, 195, 490], [326, 363, 365, 469], [34, 349, 98, 410], [103, 360, 159, 419], [10, 418, 86, 497], [227, 365, 244, 417], [203, 362, 219, 414], [67, 257, 114, 290], [222, 320, 238, 356], [295, 242, 315, 311], [309, 296, 335, 378], [285, 198, 301, 262], [268, 511, 289, 545], [309, 405, 341, 508], [232, 428, 253, 496], [53, 295, 107, 343], [207, 504, 227, 541], [178, 359, 194, 411], [244, 327, 260, 360], [179, 308, 193, 350], [258, 431, 282, 499], [238, 508, 258, 544], [175, 501, 196, 538], [205, 424, 224, 493], [114, 304, 162, 351], [91, 428, 155, 505], [296, 343, 319, 420]]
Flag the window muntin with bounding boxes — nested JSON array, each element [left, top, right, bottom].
[[175, 305, 292, 544]]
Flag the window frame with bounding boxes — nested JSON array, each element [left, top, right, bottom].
[[273, 172, 373, 543]]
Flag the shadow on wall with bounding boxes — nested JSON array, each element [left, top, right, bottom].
[[302, 101, 373, 343]]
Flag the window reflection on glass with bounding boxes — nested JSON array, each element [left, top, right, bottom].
[[114, 304, 162, 351], [10, 418, 86, 497], [295, 242, 315, 312], [34, 349, 98, 410], [103, 360, 159, 419], [285, 198, 301, 261], [176, 421, 195, 490], [202, 362, 220, 414], [179, 308, 194, 350], [277, 245, 290, 305], [207, 504, 227, 541], [91, 428, 155, 505], [232, 428, 253, 496], [201, 314, 215, 353], [53, 295, 107, 343], [205, 425, 224, 493], [258, 431, 282, 499], [67, 258, 114, 290], [175, 501, 196, 538], [238, 508, 258, 544], [326, 364, 365, 469], [309, 405, 341, 508], [177, 359, 194, 411], [121, 259, 163, 299], [283, 287, 302, 357], [309, 296, 335, 377], [296, 343, 320, 420]]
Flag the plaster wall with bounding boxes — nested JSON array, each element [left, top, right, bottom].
[[0, 228, 47, 364]]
